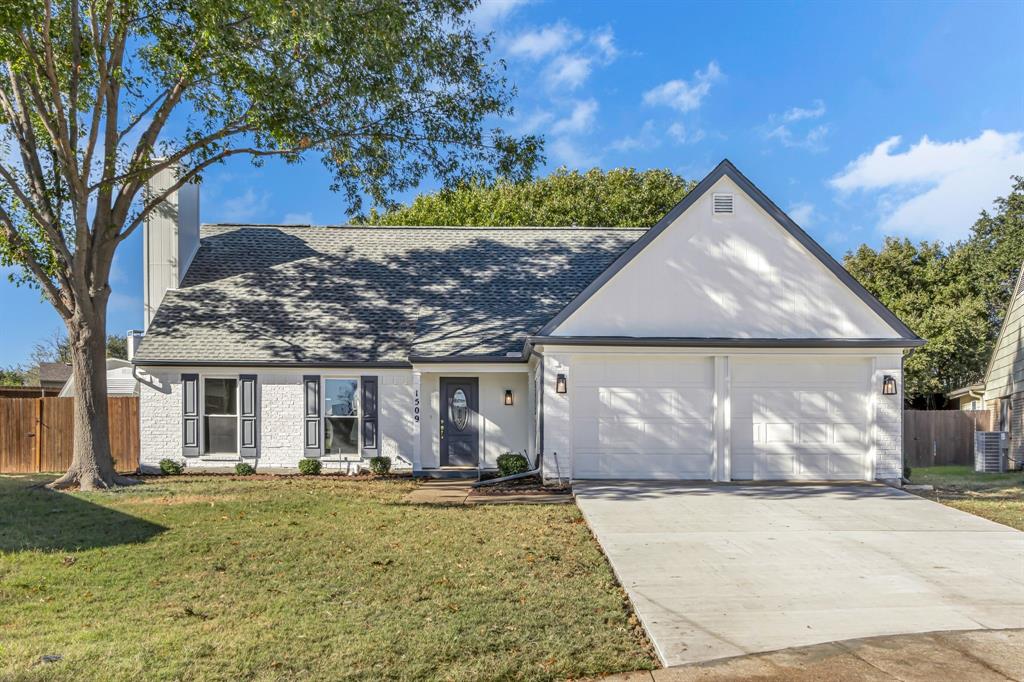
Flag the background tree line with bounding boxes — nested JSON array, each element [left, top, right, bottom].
[[366, 169, 1024, 403], [0, 331, 128, 387]]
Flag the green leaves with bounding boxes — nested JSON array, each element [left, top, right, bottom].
[[361, 167, 696, 227], [844, 177, 1024, 400]]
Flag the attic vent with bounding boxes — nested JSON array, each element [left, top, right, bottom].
[[712, 193, 734, 215]]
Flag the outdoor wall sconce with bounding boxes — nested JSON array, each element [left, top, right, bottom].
[[882, 375, 897, 395], [555, 373, 568, 394], [504, 389, 514, 406]]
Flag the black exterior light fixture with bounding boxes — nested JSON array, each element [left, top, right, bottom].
[[882, 375, 897, 396], [504, 389, 514, 406], [555, 373, 568, 394]]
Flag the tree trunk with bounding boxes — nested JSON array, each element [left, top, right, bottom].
[[48, 309, 136, 490]]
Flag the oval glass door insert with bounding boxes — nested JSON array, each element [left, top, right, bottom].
[[450, 389, 469, 431]]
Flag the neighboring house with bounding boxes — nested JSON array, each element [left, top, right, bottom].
[[59, 357, 139, 397], [35, 362, 73, 391], [949, 264, 1024, 465], [132, 160, 923, 482]]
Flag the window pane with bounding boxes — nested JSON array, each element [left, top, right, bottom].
[[205, 415, 237, 453], [325, 417, 358, 455], [205, 378, 237, 415], [325, 379, 358, 417]]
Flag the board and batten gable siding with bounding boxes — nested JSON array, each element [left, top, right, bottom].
[[551, 176, 901, 340], [138, 368, 415, 471]]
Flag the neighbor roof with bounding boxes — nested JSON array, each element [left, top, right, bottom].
[[133, 225, 644, 366], [37, 362, 73, 385]]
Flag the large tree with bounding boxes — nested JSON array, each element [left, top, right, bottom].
[[0, 0, 540, 490], [360, 167, 695, 227], [844, 177, 1024, 401]]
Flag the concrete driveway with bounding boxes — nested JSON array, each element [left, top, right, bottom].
[[573, 483, 1024, 667]]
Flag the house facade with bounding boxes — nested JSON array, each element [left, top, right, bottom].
[[950, 264, 1024, 466], [133, 160, 923, 483]]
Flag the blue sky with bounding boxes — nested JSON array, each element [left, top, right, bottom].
[[2, 0, 1023, 366]]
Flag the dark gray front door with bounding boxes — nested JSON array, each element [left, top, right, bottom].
[[440, 377, 479, 467]]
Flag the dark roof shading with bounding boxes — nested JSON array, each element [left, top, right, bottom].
[[134, 225, 644, 365]]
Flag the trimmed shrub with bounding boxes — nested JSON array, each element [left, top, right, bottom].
[[497, 452, 530, 477], [369, 456, 391, 476], [159, 458, 184, 475], [903, 465, 912, 481], [235, 462, 256, 476], [298, 458, 322, 475]]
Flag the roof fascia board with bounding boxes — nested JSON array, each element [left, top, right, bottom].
[[132, 359, 413, 368], [535, 159, 922, 341], [528, 335, 925, 349]]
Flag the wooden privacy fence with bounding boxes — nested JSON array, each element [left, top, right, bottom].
[[0, 397, 139, 473], [903, 409, 992, 468]]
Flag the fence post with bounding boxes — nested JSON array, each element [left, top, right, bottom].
[[33, 398, 43, 472]]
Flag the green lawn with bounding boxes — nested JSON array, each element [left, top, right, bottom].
[[907, 465, 1024, 531], [0, 475, 654, 681]]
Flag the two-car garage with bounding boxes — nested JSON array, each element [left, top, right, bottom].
[[567, 354, 874, 481]]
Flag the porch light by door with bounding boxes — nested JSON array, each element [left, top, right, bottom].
[[882, 375, 897, 395], [555, 373, 568, 394], [504, 389, 514, 406]]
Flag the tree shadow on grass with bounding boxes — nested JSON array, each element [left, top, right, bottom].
[[0, 477, 166, 552]]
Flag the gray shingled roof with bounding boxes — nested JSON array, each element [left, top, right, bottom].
[[134, 224, 645, 365]]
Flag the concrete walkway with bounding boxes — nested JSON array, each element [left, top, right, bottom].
[[574, 482, 1024, 667], [599, 628, 1024, 681]]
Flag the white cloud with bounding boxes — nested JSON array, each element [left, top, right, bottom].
[[515, 109, 554, 135], [544, 54, 592, 90], [643, 61, 722, 112], [765, 123, 829, 153], [782, 99, 826, 123], [283, 212, 314, 224], [787, 202, 814, 226], [550, 137, 599, 168], [469, 0, 531, 31], [762, 101, 829, 152], [551, 99, 598, 135], [506, 22, 581, 60], [590, 26, 618, 63], [611, 120, 658, 152], [667, 122, 706, 145], [830, 130, 1024, 241], [217, 188, 270, 223]]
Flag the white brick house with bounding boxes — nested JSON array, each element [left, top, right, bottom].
[[134, 160, 922, 482]]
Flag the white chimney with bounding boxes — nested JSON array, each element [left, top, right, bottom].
[[143, 162, 200, 331], [127, 329, 144, 361]]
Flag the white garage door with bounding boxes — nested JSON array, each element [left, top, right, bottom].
[[571, 356, 715, 479], [731, 357, 871, 480]]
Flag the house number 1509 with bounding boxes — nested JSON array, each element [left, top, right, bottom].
[[413, 391, 420, 423]]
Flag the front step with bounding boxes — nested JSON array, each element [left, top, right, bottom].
[[413, 468, 481, 480]]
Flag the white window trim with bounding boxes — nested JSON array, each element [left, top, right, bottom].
[[321, 375, 362, 461], [199, 374, 240, 459]]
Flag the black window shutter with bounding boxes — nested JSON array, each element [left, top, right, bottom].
[[239, 375, 259, 458], [303, 375, 321, 457], [181, 374, 200, 457], [361, 376, 379, 457]]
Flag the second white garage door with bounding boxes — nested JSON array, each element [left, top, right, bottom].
[[731, 357, 871, 480], [571, 356, 716, 479]]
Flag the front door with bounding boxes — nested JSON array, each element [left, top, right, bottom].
[[439, 377, 479, 467]]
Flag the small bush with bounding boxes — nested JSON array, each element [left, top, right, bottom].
[[369, 456, 391, 476], [497, 452, 530, 477], [298, 458, 322, 475], [903, 465, 912, 481], [159, 458, 184, 475], [235, 462, 256, 476]]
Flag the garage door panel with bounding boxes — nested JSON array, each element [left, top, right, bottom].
[[572, 356, 715, 480], [730, 358, 871, 481]]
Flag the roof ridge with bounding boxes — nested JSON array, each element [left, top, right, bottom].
[[201, 223, 648, 232]]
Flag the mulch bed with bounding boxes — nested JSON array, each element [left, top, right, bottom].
[[469, 475, 571, 497]]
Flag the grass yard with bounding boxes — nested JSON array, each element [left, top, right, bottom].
[[0, 475, 654, 681], [907, 465, 1024, 530]]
